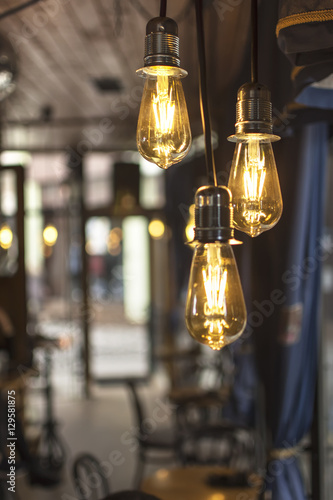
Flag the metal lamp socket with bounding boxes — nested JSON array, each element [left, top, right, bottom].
[[194, 186, 234, 243], [234, 82, 273, 135], [144, 17, 180, 68]]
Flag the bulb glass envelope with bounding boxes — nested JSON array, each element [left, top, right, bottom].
[[136, 66, 191, 169], [186, 241, 247, 350], [228, 132, 283, 237]]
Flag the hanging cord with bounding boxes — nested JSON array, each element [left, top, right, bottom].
[[251, 0, 258, 83], [160, 0, 167, 17], [130, 0, 191, 23], [195, 0, 217, 186]]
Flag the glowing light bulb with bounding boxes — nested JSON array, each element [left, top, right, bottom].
[[185, 241, 247, 350], [228, 135, 283, 237], [137, 66, 191, 169]]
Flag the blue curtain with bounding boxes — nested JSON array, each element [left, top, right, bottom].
[[254, 123, 328, 500]]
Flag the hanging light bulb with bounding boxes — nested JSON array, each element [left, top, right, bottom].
[[228, 83, 283, 237], [137, 17, 191, 169], [185, 186, 247, 350]]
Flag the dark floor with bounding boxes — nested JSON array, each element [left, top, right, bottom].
[[16, 375, 173, 499]]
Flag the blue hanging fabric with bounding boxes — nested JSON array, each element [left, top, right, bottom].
[[276, 1, 333, 108], [256, 122, 328, 500]]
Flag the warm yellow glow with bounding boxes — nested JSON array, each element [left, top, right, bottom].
[[203, 268, 227, 335], [148, 219, 165, 240], [0, 225, 13, 249], [111, 227, 123, 239], [137, 66, 191, 169], [153, 75, 175, 135], [185, 204, 195, 242], [209, 494, 226, 500], [228, 135, 283, 237], [58, 335, 72, 350], [43, 225, 58, 246], [156, 469, 169, 480], [43, 245, 53, 258], [85, 240, 93, 255], [107, 227, 123, 256], [186, 243, 247, 350]]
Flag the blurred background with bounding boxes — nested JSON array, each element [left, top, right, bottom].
[[0, 1, 332, 500]]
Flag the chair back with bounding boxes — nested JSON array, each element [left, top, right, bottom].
[[126, 380, 145, 429], [72, 453, 110, 500]]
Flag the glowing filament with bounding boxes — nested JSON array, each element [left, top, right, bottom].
[[242, 139, 267, 224], [152, 76, 175, 135], [203, 267, 228, 335]]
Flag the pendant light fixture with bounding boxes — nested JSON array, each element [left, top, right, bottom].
[[185, 0, 247, 351], [136, 0, 192, 169], [227, 0, 283, 237], [185, 186, 247, 350]]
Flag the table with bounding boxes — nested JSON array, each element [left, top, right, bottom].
[[141, 466, 262, 500]]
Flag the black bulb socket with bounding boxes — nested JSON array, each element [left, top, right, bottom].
[[235, 81, 273, 135], [144, 17, 180, 68], [194, 186, 234, 243]]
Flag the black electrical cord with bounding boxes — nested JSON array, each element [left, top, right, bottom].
[[130, 0, 191, 23], [195, 0, 217, 186], [160, 0, 167, 18], [0, 0, 42, 21], [251, 0, 258, 83]]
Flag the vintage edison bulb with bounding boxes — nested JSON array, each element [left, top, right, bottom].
[[137, 66, 191, 169], [185, 242, 247, 350], [228, 135, 283, 237]]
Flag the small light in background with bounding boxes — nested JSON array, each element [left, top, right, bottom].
[[0, 224, 13, 249], [156, 469, 169, 480], [107, 227, 123, 256], [185, 204, 195, 243], [43, 225, 58, 247], [148, 219, 165, 240], [209, 494, 226, 500]]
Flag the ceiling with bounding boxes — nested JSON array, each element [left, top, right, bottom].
[[0, 0, 252, 153]]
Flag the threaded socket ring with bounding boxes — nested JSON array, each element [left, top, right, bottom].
[[144, 33, 180, 67]]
